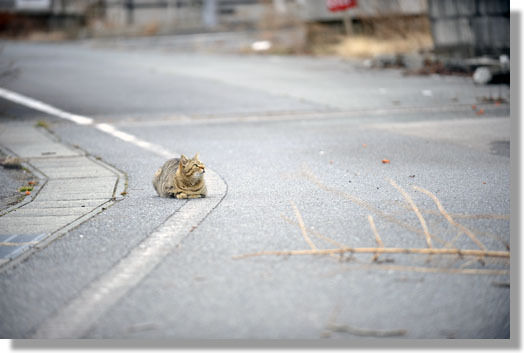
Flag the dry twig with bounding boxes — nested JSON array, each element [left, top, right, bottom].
[[326, 323, 407, 337], [413, 185, 486, 251], [300, 166, 451, 248], [368, 215, 384, 262], [389, 179, 432, 248], [281, 216, 349, 249], [290, 201, 317, 250], [233, 246, 509, 260]]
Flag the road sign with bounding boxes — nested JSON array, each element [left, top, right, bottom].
[[326, 0, 357, 12]]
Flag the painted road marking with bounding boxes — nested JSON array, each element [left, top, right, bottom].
[[0, 88, 93, 125], [95, 123, 172, 158], [0, 87, 227, 338]]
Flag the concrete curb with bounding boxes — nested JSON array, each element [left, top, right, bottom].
[[33, 168, 227, 338], [0, 122, 127, 272], [0, 88, 228, 338]]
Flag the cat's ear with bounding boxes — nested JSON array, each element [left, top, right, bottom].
[[193, 153, 200, 160], [179, 155, 187, 168]]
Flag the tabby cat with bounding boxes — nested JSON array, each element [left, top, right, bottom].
[[152, 154, 207, 199]]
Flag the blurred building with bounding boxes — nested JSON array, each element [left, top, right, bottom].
[[0, 0, 511, 59], [427, 0, 510, 57]]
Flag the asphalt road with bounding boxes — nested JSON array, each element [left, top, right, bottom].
[[0, 39, 511, 339]]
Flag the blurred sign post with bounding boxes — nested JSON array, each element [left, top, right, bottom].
[[203, 0, 218, 29], [125, 0, 134, 25], [326, 0, 358, 36]]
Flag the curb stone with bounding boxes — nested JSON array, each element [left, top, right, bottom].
[[0, 122, 127, 271]]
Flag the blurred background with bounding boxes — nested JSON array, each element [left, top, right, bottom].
[[0, 0, 510, 64]]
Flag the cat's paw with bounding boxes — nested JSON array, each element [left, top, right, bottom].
[[176, 193, 188, 199], [188, 194, 203, 199]]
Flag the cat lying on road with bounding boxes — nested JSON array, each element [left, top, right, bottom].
[[152, 154, 207, 199]]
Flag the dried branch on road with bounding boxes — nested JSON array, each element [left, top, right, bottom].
[[368, 215, 384, 262], [413, 185, 486, 251], [389, 179, 432, 248], [290, 200, 317, 250], [235, 167, 510, 277], [326, 323, 407, 337], [233, 246, 509, 260]]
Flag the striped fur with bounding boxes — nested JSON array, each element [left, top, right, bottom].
[[152, 154, 207, 199]]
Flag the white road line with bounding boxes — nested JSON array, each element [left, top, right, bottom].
[[0, 87, 93, 125], [95, 123, 173, 158], [0, 88, 172, 158], [0, 87, 227, 338]]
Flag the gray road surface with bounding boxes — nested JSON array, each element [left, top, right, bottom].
[[0, 40, 511, 339]]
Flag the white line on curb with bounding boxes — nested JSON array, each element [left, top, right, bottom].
[[0, 87, 227, 338]]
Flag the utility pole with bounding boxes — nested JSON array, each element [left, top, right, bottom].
[[125, 0, 134, 25], [202, 0, 217, 29]]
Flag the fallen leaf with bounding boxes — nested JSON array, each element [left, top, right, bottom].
[[472, 104, 477, 110], [28, 181, 36, 185], [362, 144, 367, 148], [476, 108, 485, 115], [25, 191, 31, 195], [382, 159, 390, 164], [409, 175, 415, 178]]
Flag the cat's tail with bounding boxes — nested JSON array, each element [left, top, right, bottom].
[[152, 168, 162, 196]]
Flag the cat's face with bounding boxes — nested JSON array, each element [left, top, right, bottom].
[[180, 154, 206, 179]]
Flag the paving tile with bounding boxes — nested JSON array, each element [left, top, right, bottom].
[[0, 124, 122, 266], [20, 199, 109, 209], [7, 233, 48, 243], [35, 192, 115, 201], [6, 207, 90, 217], [0, 245, 25, 258], [0, 233, 48, 259], [0, 215, 80, 234], [37, 168, 115, 179], [0, 126, 79, 158], [44, 177, 117, 191]]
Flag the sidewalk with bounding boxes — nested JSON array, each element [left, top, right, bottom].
[[0, 122, 126, 269]]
